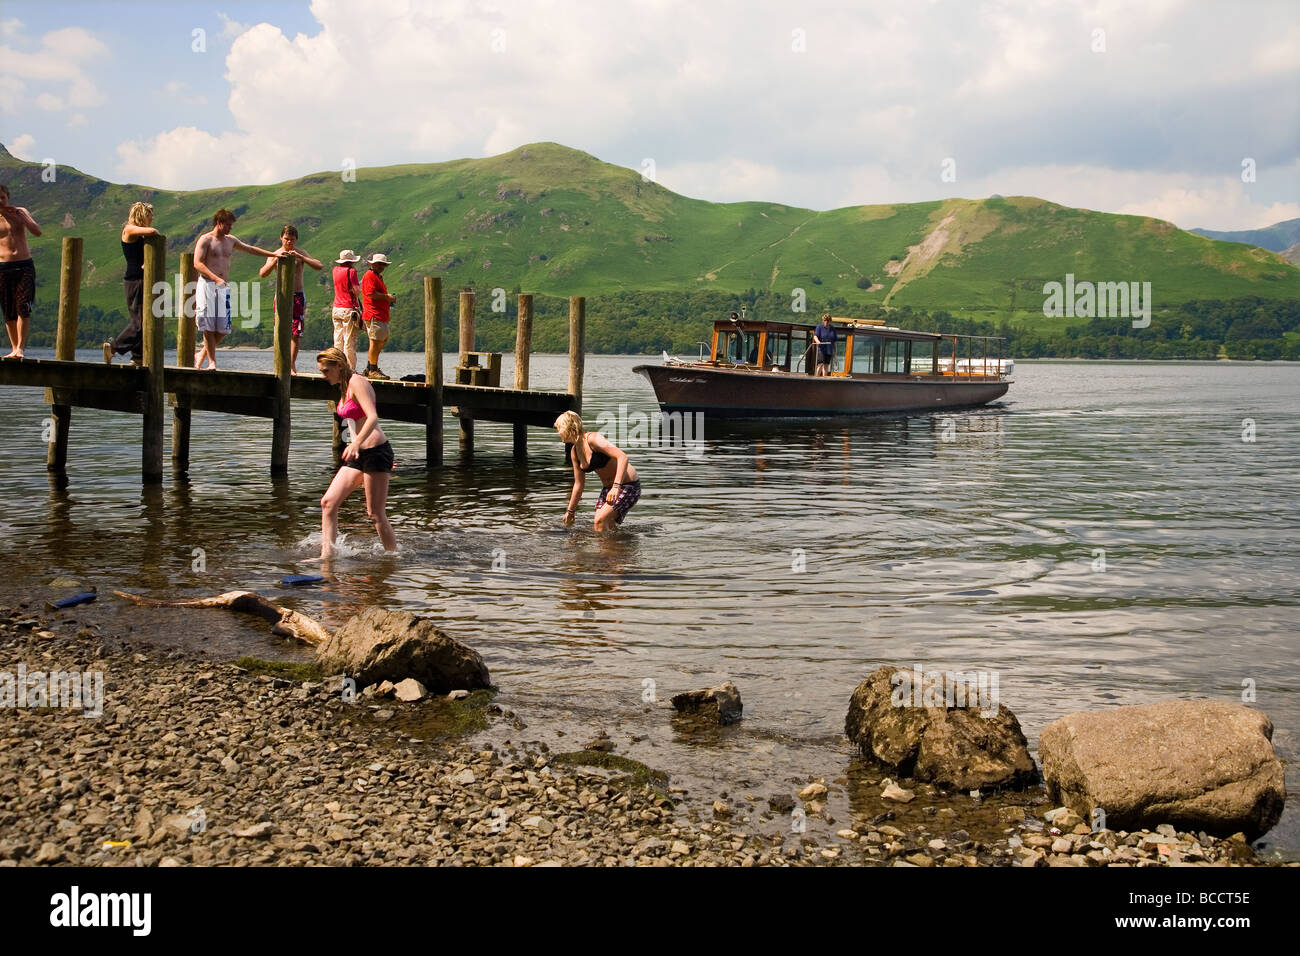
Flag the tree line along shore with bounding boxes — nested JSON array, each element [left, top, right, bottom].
[[22, 290, 1300, 361]]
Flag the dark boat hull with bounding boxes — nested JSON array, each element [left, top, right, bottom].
[[633, 364, 1009, 419]]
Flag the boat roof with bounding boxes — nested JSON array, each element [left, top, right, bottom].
[[714, 314, 943, 343]]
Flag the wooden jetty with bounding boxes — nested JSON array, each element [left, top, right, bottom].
[[0, 235, 582, 483]]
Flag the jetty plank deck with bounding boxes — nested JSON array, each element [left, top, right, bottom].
[[0, 236, 583, 481]]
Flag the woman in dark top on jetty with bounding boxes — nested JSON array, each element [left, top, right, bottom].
[[316, 347, 397, 558], [104, 202, 158, 365], [555, 410, 641, 530]]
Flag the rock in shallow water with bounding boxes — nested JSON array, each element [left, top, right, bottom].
[[670, 681, 742, 725], [1039, 699, 1286, 839], [315, 607, 491, 693], [845, 666, 1038, 791]]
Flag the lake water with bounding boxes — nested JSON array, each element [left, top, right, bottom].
[[2, 350, 1297, 859]]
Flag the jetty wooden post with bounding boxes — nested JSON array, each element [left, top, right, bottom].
[[425, 277, 443, 466], [271, 256, 293, 476], [141, 234, 166, 483], [177, 255, 196, 366], [172, 253, 196, 472], [512, 293, 533, 460], [568, 296, 585, 414], [458, 290, 475, 456], [46, 237, 82, 474]]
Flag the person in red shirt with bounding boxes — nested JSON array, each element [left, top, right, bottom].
[[360, 252, 396, 380], [330, 250, 363, 370]]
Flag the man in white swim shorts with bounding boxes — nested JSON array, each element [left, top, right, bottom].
[[192, 208, 284, 369]]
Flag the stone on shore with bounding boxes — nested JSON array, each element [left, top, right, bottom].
[[881, 781, 915, 804], [1039, 699, 1286, 839], [393, 678, 429, 702], [844, 666, 1038, 791], [670, 681, 742, 725], [315, 607, 491, 694], [798, 782, 828, 800]]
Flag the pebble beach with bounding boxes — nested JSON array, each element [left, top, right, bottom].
[[0, 599, 1285, 868]]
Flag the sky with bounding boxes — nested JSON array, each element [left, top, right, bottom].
[[2, 0, 1298, 232]]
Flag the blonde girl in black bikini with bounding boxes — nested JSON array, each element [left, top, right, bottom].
[[555, 410, 641, 531], [316, 347, 397, 558]]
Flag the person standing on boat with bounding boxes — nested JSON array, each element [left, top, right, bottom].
[[555, 410, 641, 531], [316, 346, 397, 558], [813, 313, 836, 376]]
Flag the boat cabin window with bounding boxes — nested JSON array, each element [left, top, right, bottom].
[[715, 329, 747, 363], [767, 332, 790, 369], [883, 338, 908, 374], [911, 339, 935, 373], [791, 330, 812, 373], [852, 334, 882, 374]]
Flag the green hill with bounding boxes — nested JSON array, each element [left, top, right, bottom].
[[2, 141, 1296, 348]]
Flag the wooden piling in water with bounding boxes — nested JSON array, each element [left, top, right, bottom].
[[46, 237, 82, 474], [568, 296, 585, 414], [172, 254, 196, 472], [458, 290, 475, 456], [141, 234, 166, 483], [271, 256, 293, 476], [513, 293, 533, 460], [425, 277, 444, 466]]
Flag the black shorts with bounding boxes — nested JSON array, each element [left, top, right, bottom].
[[340, 440, 394, 474], [0, 259, 35, 324]]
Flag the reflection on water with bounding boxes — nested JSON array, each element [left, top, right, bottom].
[[2, 350, 1298, 857]]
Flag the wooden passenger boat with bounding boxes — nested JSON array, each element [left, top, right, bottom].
[[633, 313, 1012, 419]]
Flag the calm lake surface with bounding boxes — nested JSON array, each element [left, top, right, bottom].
[[2, 351, 1297, 858]]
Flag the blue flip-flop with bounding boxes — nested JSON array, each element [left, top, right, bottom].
[[280, 574, 326, 586]]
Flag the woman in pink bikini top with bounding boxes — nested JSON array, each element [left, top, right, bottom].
[[315, 347, 397, 558]]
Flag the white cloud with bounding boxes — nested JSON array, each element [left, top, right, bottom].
[[1252, 23, 1300, 75], [217, 12, 247, 39], [66, 113, 87, 129], [8, 133, 36, 160], [115, 125, 299, 190], [0, 24, 107, 115], [0, 74, 22, 112]]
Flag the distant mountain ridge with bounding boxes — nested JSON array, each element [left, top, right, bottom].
[[1, 141, 1296, 332], [1190, 218, 1300, 253]]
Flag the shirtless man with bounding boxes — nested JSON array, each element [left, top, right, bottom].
[[0, 184, 42, 360], [258, 224, 322, 374], [192, 208, 284, 369]]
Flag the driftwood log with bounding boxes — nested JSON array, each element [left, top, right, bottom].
[[112, 590, 330, 646]]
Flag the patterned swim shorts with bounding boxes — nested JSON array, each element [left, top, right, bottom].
[[292, 291, 306, 338], [595, 478, 641, 524], [0, 258, 36, 323]]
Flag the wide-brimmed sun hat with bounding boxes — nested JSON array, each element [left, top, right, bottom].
[[366, 253, 394, 266], [335, 249, 361, 264]]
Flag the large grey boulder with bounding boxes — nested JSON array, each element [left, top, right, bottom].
[[845, 666, 1038, 791], [1039, 699, 1285, 839], [315, 607, 490, 693]]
